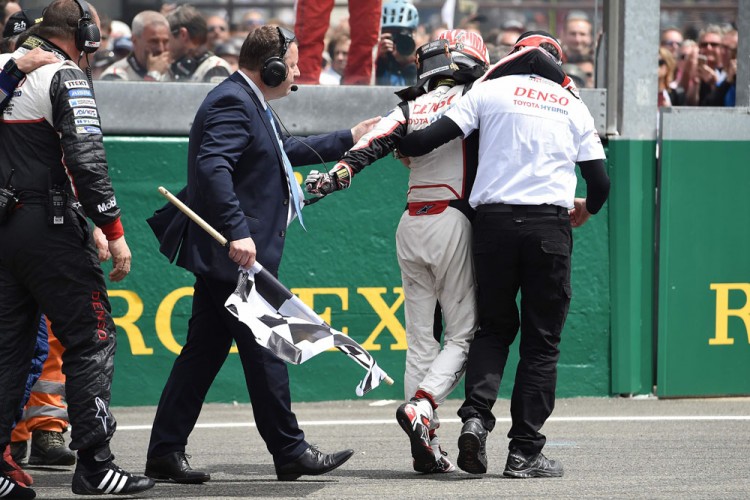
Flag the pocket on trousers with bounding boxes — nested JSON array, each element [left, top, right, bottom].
[[541, 239, 570, 257]]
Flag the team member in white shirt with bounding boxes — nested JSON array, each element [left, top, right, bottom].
[[398, 31, 610, 479]]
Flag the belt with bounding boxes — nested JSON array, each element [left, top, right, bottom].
[[407, 200, 449, 216], [405, 199, 475, 220], [477, 203, 567, 215]]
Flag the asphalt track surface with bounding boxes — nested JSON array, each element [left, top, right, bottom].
[[21, 397, 750, 499]]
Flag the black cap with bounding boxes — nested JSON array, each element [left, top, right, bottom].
[[3, 9, 44, 39]]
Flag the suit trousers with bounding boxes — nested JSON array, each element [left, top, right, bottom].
[[147, 274, 308, 467], [458, 208, 572, 456]]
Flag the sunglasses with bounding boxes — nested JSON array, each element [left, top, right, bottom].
[[699, 41, 721, 49], [661, 40, 681, 47], [658, 59, 666, 66]]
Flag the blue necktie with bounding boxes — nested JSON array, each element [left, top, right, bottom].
[[264, 105, 305, 230]]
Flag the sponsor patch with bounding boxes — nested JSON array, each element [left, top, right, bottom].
[[97, 197, 117, 212], [65, 80, 90, 89], [76, 126, 102, 134], [73, 108, 98, 118], [68, 89, 93, 97], [69, 98, 96, 107], [75, 118, 100, 126]]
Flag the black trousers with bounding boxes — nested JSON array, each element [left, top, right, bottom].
[[458, 206, 572, 455], [147, 274, 308, 467], [0, 204, 116, 456]]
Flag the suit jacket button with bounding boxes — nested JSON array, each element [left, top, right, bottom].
[[283, 199, 289, 206], [279, 230, 285, 237]]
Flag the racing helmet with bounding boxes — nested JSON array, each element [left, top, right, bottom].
[[381, 0, 419, 30], [437, 29, 490, 69], [512, 30, 564, 65], [415, 29, 489, 85]]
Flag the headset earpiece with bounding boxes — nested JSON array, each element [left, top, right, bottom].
[[73, 0, 100, 54], [261, 26, 295, 87]]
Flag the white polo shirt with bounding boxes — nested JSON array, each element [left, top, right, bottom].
[[445, 73, 605, 209]]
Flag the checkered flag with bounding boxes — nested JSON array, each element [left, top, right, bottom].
[[225, 263, 391, 396]]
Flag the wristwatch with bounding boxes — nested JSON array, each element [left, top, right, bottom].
[[0, 58, 26, 98], [3, 58, 26, 80]]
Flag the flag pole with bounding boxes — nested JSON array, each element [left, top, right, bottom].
[[158, 186, 228, 246], [158, 186, 394, 387]]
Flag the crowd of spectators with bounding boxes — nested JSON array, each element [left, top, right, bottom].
[[0, 0, 741, 107]]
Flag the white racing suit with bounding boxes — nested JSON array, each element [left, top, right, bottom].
[[339, 82, 479, 406]]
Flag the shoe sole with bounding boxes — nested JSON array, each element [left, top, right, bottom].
[[503, 467, 563, 478], [276, 449, 354, 481], [395, 405, 435, 470], [144, 470, 210, 484], [457, 431, 487, 474], [72, 476, 156, 495], [414, 457, 456, 474]]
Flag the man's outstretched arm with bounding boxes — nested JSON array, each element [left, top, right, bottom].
[[397, 115, 464, 158]]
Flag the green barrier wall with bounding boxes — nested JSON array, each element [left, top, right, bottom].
[[607, 139, 657, 396], [104, 137, 611, 406], [657, 140, 750, 397]]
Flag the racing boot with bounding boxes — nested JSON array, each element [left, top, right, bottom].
[[396, 398, 436, 472]]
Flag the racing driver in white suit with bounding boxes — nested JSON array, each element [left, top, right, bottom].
[[307, 30, 487, 474]]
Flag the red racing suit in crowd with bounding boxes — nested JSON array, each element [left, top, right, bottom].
[[294, 0, 382, 84], [0, 36, 123, 459]]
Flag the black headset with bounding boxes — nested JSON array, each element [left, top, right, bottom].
[[261, 26, 295, 87], [73, 0, 100, 54]]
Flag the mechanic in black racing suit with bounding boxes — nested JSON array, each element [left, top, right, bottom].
[[0, 0, 154, 497]]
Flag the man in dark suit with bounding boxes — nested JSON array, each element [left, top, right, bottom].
[[144, 25, 379, 483]]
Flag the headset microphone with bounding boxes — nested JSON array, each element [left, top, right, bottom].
[[290, 85, 298, 91]]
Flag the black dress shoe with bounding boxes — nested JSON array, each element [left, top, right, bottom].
[[275, 446, 354, 481], [145, 451, 210, 484]]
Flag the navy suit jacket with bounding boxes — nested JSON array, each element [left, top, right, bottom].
[[148, 72, 353, 281]]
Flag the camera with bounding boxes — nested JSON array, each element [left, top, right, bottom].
[[383, 27, 415, 56]]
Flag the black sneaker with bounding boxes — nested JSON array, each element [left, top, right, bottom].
[[456, 417, 488, 474], [0, 470, 36, 499], [503, 450, 563, 478], [72, 460, 155, 495]]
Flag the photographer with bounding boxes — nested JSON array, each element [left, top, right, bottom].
[[376, 0, 418, 86]]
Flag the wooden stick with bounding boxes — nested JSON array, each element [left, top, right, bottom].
[[158, 186, 228, 246]]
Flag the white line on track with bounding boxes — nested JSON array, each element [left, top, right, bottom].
[[117, 415, 750, 431]]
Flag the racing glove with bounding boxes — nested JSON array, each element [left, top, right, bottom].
[[305, 162, 352, 196]]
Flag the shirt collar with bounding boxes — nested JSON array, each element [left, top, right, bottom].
[[237, 69, 269, 109]]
